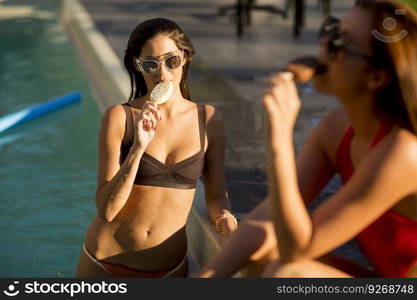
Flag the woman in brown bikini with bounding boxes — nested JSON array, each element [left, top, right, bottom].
[[75, 18, 237, 277]]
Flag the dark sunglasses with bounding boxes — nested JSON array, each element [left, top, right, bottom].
[[135, 50, 183, 74], [318, 16, 372, 60]]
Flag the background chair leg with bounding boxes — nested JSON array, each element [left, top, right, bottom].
[[237, 0, 245, 37], [293, 0, 305, 37], [321, 0, 331, 17]]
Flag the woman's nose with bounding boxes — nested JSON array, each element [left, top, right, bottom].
[[158, 63, 172, 82]]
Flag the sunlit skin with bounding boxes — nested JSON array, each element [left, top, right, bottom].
[[199, 6, 417, 278], [75, 35, 236, 277]]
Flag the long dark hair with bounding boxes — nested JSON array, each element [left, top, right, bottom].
[[123, 18, 195, 101], [356, 0, 417, 134]]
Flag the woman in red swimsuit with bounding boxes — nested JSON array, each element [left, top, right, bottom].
[[200, 0, 417, 278], [75, 18, 237, 277], [262, 0, 417, 277]]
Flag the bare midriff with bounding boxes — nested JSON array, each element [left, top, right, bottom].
[[84, 184, 195, 271]]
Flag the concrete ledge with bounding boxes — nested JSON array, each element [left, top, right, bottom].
[[60, 0, 129, 112], [187, 181, 222, 271], [60, 0, 222, 274]]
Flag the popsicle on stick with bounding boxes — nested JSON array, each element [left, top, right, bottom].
[[284, 56, 327, 83], [150, 81, 173, 104]]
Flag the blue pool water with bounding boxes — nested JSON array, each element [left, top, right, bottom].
[[0, 0, 100, 277]]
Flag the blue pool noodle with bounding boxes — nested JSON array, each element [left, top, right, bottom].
[[0, 92, 82, 133]]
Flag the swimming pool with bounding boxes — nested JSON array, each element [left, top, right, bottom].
[[0, 0, 100, 277]]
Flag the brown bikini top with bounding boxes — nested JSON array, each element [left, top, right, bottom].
[[120, 103, 206, 189]]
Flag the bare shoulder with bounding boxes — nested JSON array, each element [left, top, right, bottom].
[[203, 104, 224, 123], [202, 104, 225, 132], [351, 128, 417, 199], [310, 108, 350, 159], [394, 128, 417, 147], [359, 128, 417, 193], [381, 128, 417, 166], [201, 104, 225, 149], [103, 104, 126, 122], [100, 104, 127, 141]]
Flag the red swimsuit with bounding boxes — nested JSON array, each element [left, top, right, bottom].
[[335, 124, 417, 277]]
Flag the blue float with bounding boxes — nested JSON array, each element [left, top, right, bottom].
[[0, 92, 82, 133]]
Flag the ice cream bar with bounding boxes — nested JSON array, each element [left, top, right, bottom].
[[285, 56, 326, 83], [150, 81, 173, 104]]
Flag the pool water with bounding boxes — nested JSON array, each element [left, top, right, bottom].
[[0, 0, 100, 277]]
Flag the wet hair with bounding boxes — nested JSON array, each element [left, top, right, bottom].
[[355, 0, 417, 134], [123, 18, 195, 101]]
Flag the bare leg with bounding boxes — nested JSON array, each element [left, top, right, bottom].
[[262, 252, 378, 278], [316, 253, 375, 277], [406, 262, 417, 277], [199, 200, 278, 277]]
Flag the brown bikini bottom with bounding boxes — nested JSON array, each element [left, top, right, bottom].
[[83, 244, 187, 277]]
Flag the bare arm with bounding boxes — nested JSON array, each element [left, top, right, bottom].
[[202, 105, 236, 236], [95, 103, 160, 222], [199, 200, 276, 277]]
